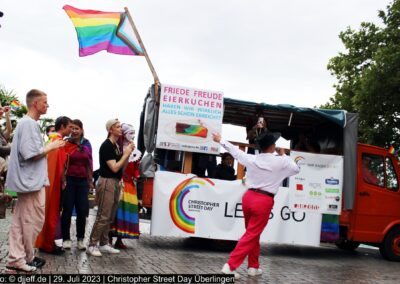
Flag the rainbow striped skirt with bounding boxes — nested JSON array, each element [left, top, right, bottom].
[[110, 181, 140, 239]]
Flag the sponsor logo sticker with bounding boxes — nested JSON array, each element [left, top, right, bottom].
[[296, 184, 303, 191], [309, 191, 322, 197], [325, 178, 339, 185], [324, 195, 341, 202], [294, 203, 320, 210], [325, 188, 340, 193], [309, 183, 322, 189]]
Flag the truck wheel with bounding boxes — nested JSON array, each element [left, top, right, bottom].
[[335, 240, 360, 251], [379, 227, 400, 261]]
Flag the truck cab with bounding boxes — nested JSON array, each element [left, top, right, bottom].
[[339, 143, 400, 261]]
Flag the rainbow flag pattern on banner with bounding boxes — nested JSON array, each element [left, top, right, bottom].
[[320, 214, 339, 242], [63, 5, 144, 57], [389, 146, 396, 155], [175, 123, 208, 138], [169, 177, 214, 234]]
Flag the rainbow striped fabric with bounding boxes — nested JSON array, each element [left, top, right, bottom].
[[10, 100, 21, 110], [63, 5, 144, 57], [110, 181, 139, 239], [175, 123, 208, 138], [389, 146, 396, 155]]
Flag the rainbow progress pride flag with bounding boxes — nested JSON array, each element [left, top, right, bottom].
[[63, 5, 144, 57], [10, 100, 21, 110]]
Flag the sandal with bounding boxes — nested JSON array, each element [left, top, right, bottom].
[[6, 263, 37, 272]]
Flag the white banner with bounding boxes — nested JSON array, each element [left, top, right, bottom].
[[156, 84, 223, 155], [151, 171, 322, 247], [289, 151, 344, 215]]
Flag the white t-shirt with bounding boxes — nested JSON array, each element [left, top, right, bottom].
[[220, 140, 300, 195], [6, 116, 49, 192]]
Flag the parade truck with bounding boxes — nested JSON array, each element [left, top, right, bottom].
[[137, 84, 400, 261]]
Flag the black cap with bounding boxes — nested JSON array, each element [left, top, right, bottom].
[[255, 131, 281, 150], [0, 11, 3, 17]]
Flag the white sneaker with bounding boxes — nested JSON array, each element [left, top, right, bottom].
[[62, 240, 72, 249], [6, 263, 37, 272], [78, 240, 86, 250], [221, 263, 240, 279], [54, 239, 63, 247], [248, 267, 263, 276], [86, 246, 102, 257], [99, 244, 120, 254]]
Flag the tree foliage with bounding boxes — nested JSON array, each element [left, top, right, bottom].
[[323, 0, 400, 147], [0, 85, 54, 135]]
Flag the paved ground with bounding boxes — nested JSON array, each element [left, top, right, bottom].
[[1, 208, 400, 283]]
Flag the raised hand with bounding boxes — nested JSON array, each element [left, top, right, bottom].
[[212, 132, 221, 143]]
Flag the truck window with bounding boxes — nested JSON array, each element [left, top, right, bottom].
[[385, 157, 398, 192], [362, 153, 384, 187]]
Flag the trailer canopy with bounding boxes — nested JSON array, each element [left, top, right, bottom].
[[223, 97, 358, 210], [223, 98, 346, 130]]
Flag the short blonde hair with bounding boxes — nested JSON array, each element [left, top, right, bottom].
[[26, 89, 46, 108]]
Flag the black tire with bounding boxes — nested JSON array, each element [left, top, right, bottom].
[[379, 227, 400, 261], [335, 240, 360, 251]]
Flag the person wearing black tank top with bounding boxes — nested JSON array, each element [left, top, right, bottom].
[[87, 119, 134, 257]]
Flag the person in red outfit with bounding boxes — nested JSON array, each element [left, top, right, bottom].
[[35, 116, 73, 255], [213, 131, 300, 279]]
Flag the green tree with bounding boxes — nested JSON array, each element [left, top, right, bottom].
[[0, 85, 54, 135], [323, 0, 400, 148], [38, 117, 55, 139], [0, 85, 25, 130]]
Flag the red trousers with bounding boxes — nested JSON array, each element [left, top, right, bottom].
[[228, 190, 274, 270]]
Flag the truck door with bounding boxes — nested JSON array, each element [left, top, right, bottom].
[[353, 147, 400, 242]]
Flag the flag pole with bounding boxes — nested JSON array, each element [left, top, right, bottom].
[[124, 7, 160, 102]]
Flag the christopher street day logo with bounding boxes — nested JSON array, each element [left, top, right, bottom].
[[169, 177, 219, 234]]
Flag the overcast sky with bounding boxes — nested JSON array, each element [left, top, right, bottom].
[[0, 0, 390, 167]]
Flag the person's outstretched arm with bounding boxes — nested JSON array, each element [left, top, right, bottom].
[[212, 133, 253, 168]]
